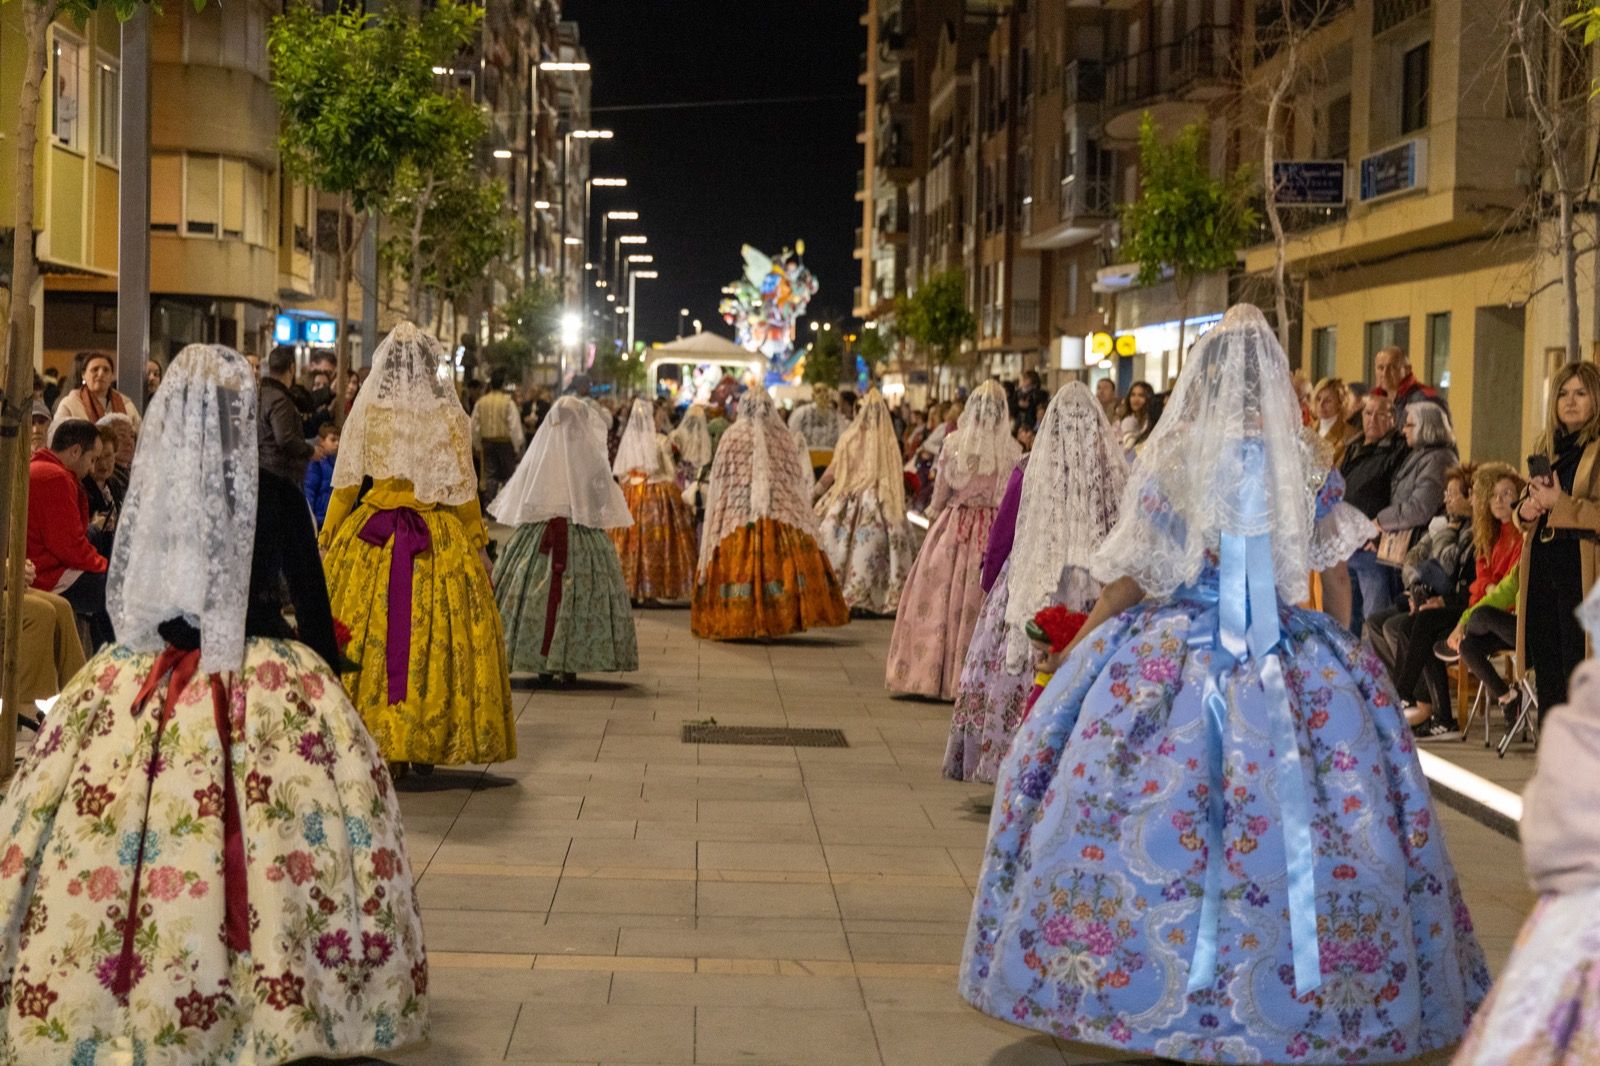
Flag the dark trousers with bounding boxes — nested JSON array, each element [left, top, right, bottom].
[[57, 569, 113, 651], [1459, 606, 1517, 701], [1526, 568, 1586, 715], [1386, 607, 1460, 721], [1364, 604, 1408, 676]]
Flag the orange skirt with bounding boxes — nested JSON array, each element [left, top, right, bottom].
[[610, 478, 698, 601], [691, 518, 849, 640]]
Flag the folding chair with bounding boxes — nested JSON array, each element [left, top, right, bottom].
[[1458, 650, 1517, 749], [1496, 672, 1540, 759]]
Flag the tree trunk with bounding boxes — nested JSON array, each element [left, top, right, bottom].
[[405, 175, 436, 323], [1559, 188, 1581, 363], [1175, 277, 1191, 374], [1263, 24, 1296, 358], [333, 199, 363, 429], [0, 2, 58, 773]]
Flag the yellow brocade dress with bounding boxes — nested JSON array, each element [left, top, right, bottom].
[[320, 478, 516, 765]]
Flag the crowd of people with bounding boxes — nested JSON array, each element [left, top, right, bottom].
[[4, 306, 1599, 1062]]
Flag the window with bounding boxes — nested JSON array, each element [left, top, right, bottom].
[[245, 166, 268, 246], [1364, 317, 1409, 382], [185, 153, 219, 236], [151, 153, 181, 232], [96, 60, 119, 163], [1067, 260, 1080, 317], [1324, 94, 1351, 161], [1425, 311, 1451, 397], [222, 158, 246, 239], [1311, 326, 1337, 382], [1400, 41, 1429, 134], [51, 31, 85, 151]]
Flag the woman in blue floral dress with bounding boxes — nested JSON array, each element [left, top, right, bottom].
[[960, 305, 1489, 1064]]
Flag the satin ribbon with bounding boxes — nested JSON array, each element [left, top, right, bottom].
[[1182, 444, 1321, 998], [114, 645, 249, 1001], [358, 507, 432, 704], [538, 517, 569, 656]]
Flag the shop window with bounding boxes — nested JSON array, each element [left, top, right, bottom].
[[96, 59, 119, 164], [1426, 311, 1451, 396], [151, 153, 181, 233], [51, 31, 85, 151], [185, 153, 220, 236], [1311, 325, 1337, 382]]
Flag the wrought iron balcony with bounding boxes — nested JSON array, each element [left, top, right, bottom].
[[1105, 25, 1235, 112]]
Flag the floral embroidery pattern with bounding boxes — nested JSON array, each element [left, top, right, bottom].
[[0, 639, 428, 1063]]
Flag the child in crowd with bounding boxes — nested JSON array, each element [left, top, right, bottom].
[[304, 422, 339, 528]]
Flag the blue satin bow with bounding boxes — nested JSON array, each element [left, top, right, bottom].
[[1180, 442, 1321, 998]]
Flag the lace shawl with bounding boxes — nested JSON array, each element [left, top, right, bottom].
[[670, 405, 713, 474], [108, 344, 259, 673], [699, 388, 818, 572], [941, 379, 1021, 490], [613, 399, 673, 482], [818, 389, 905, 523]]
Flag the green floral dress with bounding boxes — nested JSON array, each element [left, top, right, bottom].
[[494, 519, 639, 676]]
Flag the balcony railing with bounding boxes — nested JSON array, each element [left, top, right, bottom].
[[1106, 24, 1235, 111], [1012, 299, 1040, 337], [1061, 173, 1114, 221]]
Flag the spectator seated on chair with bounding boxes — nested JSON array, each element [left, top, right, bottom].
[[1442, 566, 1521, 724], [26, 419, 113, 650], [10, 559, 86, 730]]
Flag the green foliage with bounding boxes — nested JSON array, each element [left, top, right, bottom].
[[803, 328, 845, 384], [594, 344, 647, 394], [407, 168, 512, 311], [898, 268, 976, 367], [268, 0, 483, 214], [493, 278, 564, 370], [1120, 113, 1258, 291], [853, 326, 890, 373]]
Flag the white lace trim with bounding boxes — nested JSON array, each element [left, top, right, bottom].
[[1307, 501, 1376, 572]]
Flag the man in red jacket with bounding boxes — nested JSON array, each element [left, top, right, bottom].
[[28, 418, 113, 648]]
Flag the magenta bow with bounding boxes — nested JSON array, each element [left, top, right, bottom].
[[358, 507, 432, 704]]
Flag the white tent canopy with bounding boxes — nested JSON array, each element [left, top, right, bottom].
[[646, 331, 766, 396]]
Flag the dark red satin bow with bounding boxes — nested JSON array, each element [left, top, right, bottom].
[[358, 507, 432, 704], [538, 517, 569, 656], [113, 645, 249, 1002]]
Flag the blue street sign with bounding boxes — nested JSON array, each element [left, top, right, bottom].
[[1273, 161, 1347, 206], [1359, 140, 1426, 202]]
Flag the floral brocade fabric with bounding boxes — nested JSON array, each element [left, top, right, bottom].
[[814, 486, 917, 615], [324, 501, 515, 767], [0, 640, 427, 1065], [495, 520, 639, 676], [610, 478, 698, 602], [691, 518, 849, 640], [961, 581, 1491, 1064]]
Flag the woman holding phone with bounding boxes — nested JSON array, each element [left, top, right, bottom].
[[1517, 361, 1600, 717]]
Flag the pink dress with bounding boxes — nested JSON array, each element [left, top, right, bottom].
[[884, 456, 1005, 700]]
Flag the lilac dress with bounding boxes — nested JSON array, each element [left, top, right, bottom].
[[960, 462, 1490, 1062], [885, 453, 1006, 700]]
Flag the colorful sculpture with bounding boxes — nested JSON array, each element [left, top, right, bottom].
[[719, 241, 818, 384]]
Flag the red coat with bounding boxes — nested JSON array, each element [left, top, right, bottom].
[[27, 448, 106, 591]]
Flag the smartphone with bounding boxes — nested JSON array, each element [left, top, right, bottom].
[[1528, 454, 1553, 480]]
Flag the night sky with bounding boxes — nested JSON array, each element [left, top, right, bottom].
[[561, 0, 864, 347]]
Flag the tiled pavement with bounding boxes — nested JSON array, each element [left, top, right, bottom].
[[386, 608, 1535, 1066]]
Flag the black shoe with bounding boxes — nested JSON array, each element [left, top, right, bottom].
[[1433, 640, 1459, 664], [1414, 717, 1456, 740]]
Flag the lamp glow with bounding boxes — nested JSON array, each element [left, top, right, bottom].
[[539, 61, 590, 72], [492, 148, 514, 160], [606, 211, 639, 220], [572, 129, 613, 139], [563, 237, 582, 246], [633, 271, 659, 279], [559, 312, 581, 347], [533, 199, 551, 210], [591, 178, 628, 187], [619, 235, 648, 244], [627, 254, 654, 263]]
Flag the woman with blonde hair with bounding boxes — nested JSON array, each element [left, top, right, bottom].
[[814, 389, 916, 614], [321, 322, 515, 775], [1311, 376, 1357, 462]]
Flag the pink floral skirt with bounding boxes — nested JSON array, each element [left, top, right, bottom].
[[885, 503, 995, 700]]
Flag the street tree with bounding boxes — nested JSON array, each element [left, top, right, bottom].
[[803, 327, 845, 385], [898, 269, 975, 401], [853, 326, 890, 377], [1, 0, 210, 775], [1121, 113, 1258, 363], [268, 0, 481, 409], [487, 277, 563, 376]]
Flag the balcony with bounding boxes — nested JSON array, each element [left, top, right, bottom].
[[1103, 25, 1235, 141], [1022, 173, 1114, 250], [1062, 60, 1105, 108], [1249, 198, 1349, 246]]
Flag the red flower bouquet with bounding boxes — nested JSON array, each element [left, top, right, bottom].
[[1020, 605, 1090, 723]]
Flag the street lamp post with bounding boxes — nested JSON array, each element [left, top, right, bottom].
[[678, 308, 690, 337], [627, 269, 659, 353], [558, 127, 612, 301]]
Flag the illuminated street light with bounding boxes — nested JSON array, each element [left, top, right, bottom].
[[492, 148, 514, 160], [810, 321, 820, 333], [618, 235, 648, 244], [563, 237, 582, 246], [591, 177, 628, 187], [533, 199, 551, 210], [571, 129, 613, 139], [627, 254, 653, 263], [633, 270, 659, 278], [560, 312, 581, 348], [606, 211, 639, 221], [539, 61, 590, 72]]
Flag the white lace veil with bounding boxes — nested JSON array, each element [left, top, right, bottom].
[[1091, 304, 1317, 602], [612, 398, 669, 480], [670, 405, 713, 474], [108, 344, 258, 673], [819, 389, 905, 523], [331, 321, 476, 506], [1002, 382, 1128, 669], [489, 396, 632, 530], [941, 379, 1021, 489], [699, 388, 818, 572]]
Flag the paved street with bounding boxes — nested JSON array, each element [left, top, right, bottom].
[[386, 609, 1536, 1066]]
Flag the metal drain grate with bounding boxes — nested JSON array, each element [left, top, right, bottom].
[[681, 724, 849, 748]]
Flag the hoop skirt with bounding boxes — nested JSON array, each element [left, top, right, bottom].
[[322, 483, 515, 766], [0, 639, 428, 1064], [691, 518, 849, 640], [814, 486, 916, 615], [960, 574, 1491, 1063], [943, 563, 1098, 783], [610, 478, 697, 602], [495, 519, 639, 676]]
